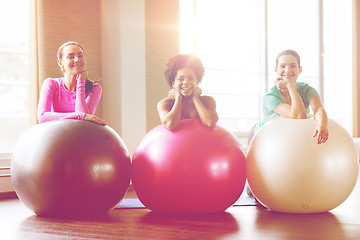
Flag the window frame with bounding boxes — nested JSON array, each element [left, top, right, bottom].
[[0, 1, 30, 194], [180, 0, 326, 139]]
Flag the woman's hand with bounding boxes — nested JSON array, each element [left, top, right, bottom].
[[274, 77, 297, 90], [274, 77, 287, 89], [168, 88, 182, 100], [309, 96, 329, 144], [313, 123, 329, 144], [84, 114, 107, 126], [192, 87, 202, 98], [74, 70, 88, 82]]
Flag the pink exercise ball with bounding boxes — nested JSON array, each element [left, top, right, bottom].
[[11, 120, 131, 217], [132, 119, 246, 214], [247, 117, 359, 213]]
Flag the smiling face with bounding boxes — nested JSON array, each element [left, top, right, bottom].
[[275, 54, 302, 82], [57, 44, 86, 75], [172, 68, 199, 97]]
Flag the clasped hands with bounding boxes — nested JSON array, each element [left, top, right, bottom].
[[168, 87, 202, 100]]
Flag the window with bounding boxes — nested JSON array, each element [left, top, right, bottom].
[[180, 0, 264, 139], [267, 0, 320, 94], [180, 0, 352, 139], [323, 0, 352, 132], [0, 1, 30, 153]]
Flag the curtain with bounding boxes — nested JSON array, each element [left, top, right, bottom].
[[145, 0, 180, 131], [353, 0, 360, 137], [29, 0, 102, 125], [29, 0, 39, 125]]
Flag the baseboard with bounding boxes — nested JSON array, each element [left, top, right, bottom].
[[0, 191, 17, 200]]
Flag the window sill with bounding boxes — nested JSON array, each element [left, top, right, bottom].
[[0, 153, 13, 194], [0, 152, 12, 160]]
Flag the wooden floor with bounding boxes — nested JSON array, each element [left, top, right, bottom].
[[1, 178, 360, 240]]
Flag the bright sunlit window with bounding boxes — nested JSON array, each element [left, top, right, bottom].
[[0, 1, 30, 153], [323, 0, 352, 133], [180, 0, 352, 137]]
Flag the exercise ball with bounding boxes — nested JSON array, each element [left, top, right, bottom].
[[132, 119, 246, 214], [247, 117, 359, 213], [11, 120, 131, 217]]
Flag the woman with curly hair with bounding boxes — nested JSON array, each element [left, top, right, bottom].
[[157, 54, 218, 130]]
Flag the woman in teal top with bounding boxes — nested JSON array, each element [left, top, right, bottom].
[[251, 49, 329, 144]]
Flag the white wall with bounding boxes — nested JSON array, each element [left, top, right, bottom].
[[101, 0, 146, 155]]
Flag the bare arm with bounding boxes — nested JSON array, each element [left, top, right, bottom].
[[310, 96, 328, 144], [192, 87, 218, 128], [273, 78, 307, 119], [157, 89, 182, 130]]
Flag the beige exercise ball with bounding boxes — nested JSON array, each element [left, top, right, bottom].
[[247, 117, 359, 213]]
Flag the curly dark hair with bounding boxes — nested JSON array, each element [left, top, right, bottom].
[[164, 54, 205, 87]]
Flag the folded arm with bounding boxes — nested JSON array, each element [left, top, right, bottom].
[[74, 77, 102, 114], [37, 78, 102, 123], [273, 81, 307, 119], [192, 92, 218, 128], [157, 91, 182, 130]]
